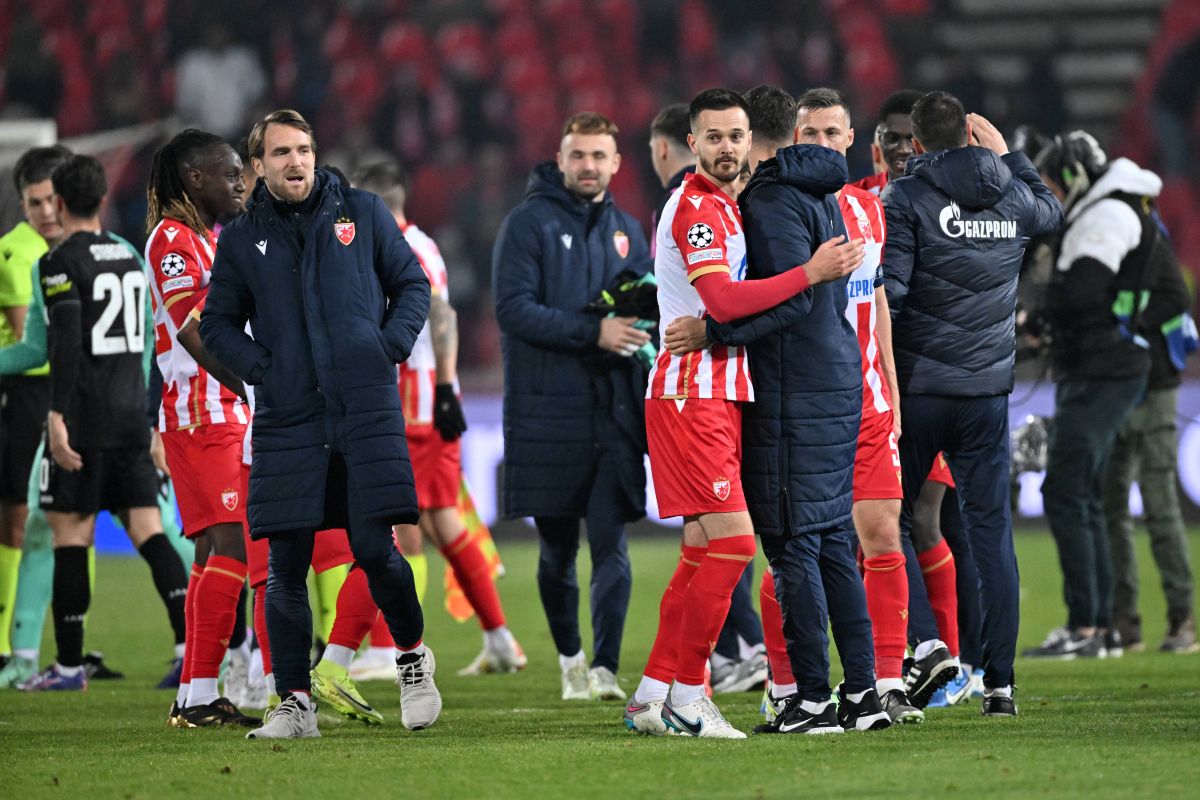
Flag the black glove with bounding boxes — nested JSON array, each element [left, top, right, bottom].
[[433, 383, 467, 441]]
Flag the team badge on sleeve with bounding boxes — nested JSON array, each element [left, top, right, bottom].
[[160, 253, 187, 277], [334, 216, 355, 246], [686, 223, 715, 249], [613, 230, 629, 259]]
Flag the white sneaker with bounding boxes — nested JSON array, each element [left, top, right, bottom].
[[589, 666, 626, 701], [561, 662, 590, 700], [246, 694, 319, 739], [714, 653, 769, 694], [661, 694, 746, 739], [396, 648, 442, 730], [623, 697, 667, 734], [223, 653, 250, 708], [458, 634, 528, 676], [350, 648, 398, 682]]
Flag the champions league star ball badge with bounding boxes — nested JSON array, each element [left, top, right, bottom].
[[687, 223, 715, 249], [613, 230, 629, 259], [713, 477, 731, 502], [334, 216, 355, 246], [221, 489, 239, 511]]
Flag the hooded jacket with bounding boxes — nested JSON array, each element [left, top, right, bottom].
[[707, 145, 861, 536], [200, 169, 430, 535], [1046, 157, 1188, 386], [492, 162, 651, 519], [881, 147, 1062, 396]]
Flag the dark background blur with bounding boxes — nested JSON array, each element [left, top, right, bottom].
[[1, 0, 1198, 393]]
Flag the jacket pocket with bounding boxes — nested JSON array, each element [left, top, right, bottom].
[[778, 436, 794, 535]]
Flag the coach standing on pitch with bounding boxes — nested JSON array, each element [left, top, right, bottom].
[[201, 109, 438, 739], [881, 92, 1062, 716], [493, 112, 651, 702]]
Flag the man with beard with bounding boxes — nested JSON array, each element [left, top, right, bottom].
[[492, 112, 651, 702], [628, 88, 867, 738]]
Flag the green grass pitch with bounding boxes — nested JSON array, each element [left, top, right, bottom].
[[2, 529, 1198, 799]]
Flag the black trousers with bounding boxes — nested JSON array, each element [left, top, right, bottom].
[[899, 393, 1019, 690], [1042, 375, 1147, 630], [533, 450, 633, 672], [265, 454, 423, 695]]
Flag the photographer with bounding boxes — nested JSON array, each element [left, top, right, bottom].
[[1027, 132, 1183, 659]]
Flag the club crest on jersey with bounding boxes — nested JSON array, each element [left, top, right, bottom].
[[687, 223, 714, 249], [713, 477, 731, 502], [613, 230, 629, 259], [334, 216, 355, 246], [221, 489, 239, 511]]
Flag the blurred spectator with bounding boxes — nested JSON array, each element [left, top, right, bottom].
[[2, 18, 62, 120], [1153, 35, 1200, 179], [174, 22, 267, 139]]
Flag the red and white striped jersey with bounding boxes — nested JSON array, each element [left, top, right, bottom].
[[839, 185, 891, 418], [398, 223, 449, 425], [851, 171, 888, 197], [647, 172, 753, 402], [146, 217, 247, 431]]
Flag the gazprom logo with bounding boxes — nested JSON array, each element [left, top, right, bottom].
[[938, 200, 1017, 239]]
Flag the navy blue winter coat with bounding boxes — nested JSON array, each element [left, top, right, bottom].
[[881, 148, 1062, 396], [200, 170, 430, 535], [492, 163, 651, 519], [708, 145, 862, 536]]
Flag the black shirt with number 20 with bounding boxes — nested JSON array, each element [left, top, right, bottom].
[[40, 230, 150, 450]]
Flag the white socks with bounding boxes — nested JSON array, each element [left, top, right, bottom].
[[669, 682, 705, 706], [322, 644, 355, 671], [559, 650, 586, 671], [634, 676, 670, 704], [877, 677, 906, 694]]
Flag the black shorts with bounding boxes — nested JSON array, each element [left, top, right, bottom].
[[0, 376, 49, 503], [39, 443, 160, 516]]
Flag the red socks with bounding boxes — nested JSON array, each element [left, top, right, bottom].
[[439, 530, 506, 631], [863, 551, 909, 679], [758, 569, 794, 686], [181, 564, 202, 686], [919, 539, 959, 656], [328, 566, 377, 650], [190, 555, 247, 679], [369, 607, 395, 649], [642, 544, 706, 683], [674, 535, 756, 686], [253, 582, 271, 676]]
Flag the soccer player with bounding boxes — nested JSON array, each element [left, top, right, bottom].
[[22, 155, 187, 693], [354, 160, 525, 676], [627, 88, 861, 739], [660, 86, 885, 735], [852, 89, 923, 196], [143, 129, 258, 726]]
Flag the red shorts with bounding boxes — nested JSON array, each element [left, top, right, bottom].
[[646, 397, 746, 518], [927, 452, 955, 488], [407, 423, 461, 511], [853, 410, 902, 502], [241, 466, 354, 587], [163, 424, 247, 536]]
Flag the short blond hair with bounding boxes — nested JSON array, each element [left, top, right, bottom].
[[247, 109, 316, 160], [561, 111, 619, 139]]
